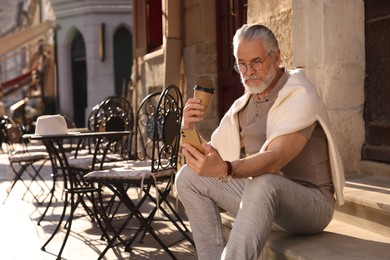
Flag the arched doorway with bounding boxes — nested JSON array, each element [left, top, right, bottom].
[[70, 31, 87, 127], [113, 26, 133, 97], [363, 0, 390, 163]]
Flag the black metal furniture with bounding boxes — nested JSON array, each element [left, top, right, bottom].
[[0, 115, 49, 204], [70, 95, 134, 170], [36, 96, 134, 226], [89, 96, 134, 132], [24, 131, 130, 260], [35, 126, 88, 226], [85, 85, 195, 259]]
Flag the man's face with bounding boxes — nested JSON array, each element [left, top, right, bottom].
[[236, 39, 278, 94]]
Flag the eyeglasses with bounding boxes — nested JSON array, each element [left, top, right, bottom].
[[234, 52, 272, 74]]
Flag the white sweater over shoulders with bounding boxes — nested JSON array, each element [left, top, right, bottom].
[[211, 69, 345, 205]]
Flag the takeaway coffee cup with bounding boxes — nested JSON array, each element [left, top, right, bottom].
[[193, 85, 215, 115]]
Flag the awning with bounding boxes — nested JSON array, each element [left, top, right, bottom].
[[0, 21, 52, 56], [1, 70, 32, 90]]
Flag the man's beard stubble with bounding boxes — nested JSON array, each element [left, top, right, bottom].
[[241, 68, 276, 94]]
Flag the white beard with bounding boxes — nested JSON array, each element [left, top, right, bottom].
[[241, 68, 277, 94]]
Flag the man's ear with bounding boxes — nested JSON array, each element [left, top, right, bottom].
[[274, 49, 281, 65]]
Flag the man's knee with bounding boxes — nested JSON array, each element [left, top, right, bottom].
[[175, 164, 194, 192], [253, 173, 281, 184], [248, 173, 284, 195]]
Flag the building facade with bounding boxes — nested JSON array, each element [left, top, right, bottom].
[[52, 0, 133, 127], [131, 0, 390, 176], [0, 0, 55, 126]]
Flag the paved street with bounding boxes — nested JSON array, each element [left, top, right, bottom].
[[0, 153, 197, 260]]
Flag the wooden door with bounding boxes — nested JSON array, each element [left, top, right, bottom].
[[113, 26, 133, 97], [363, 0, 390, 163], [71, 31, 87, 128], [216, 0, 247, 119]]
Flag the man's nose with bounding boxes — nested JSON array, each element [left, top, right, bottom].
[[245, 64, 256, 75]]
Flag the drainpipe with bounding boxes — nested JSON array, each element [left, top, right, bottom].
[[53, 25, 59, 114]]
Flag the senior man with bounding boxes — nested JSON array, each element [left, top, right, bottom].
[[176, 24, 345, 260]]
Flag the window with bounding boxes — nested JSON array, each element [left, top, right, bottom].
[[146, 0, 163, 52]]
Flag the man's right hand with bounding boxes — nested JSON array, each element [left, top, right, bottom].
[[182, 142, 226, 178], [182, 97, 206, 129]]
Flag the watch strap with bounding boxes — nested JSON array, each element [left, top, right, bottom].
[[219, 161, 233, 181]]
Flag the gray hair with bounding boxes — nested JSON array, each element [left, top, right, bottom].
[[232, 24, 279, 58]]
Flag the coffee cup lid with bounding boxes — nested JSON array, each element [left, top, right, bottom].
[[194, 85, 215, 94]]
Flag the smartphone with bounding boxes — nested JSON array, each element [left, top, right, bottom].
[[180, 128, 205, 154]]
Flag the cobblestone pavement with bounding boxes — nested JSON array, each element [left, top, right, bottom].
[[0, 153, 197, 260]]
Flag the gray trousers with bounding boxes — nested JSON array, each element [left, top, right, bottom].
[[175, 165, 334, 260]]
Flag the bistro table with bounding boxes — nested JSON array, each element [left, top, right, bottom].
[[24, 130, 131, 260]]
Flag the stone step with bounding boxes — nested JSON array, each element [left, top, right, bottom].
[[221, 212, 390, 260], [260, 218, 390, 259], [220, 174, 390, 259], [357, 160, 390, 181], [334, 175, 390, 237]]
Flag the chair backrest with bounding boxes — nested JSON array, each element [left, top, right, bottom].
[[132, 85, 183, 170], [85, 96, 134, 159], [151, 85, 183, 172], [0, 115, 25, 153], [87, 103, 101, 131], [133, 91, 162, 160], [90, 96, 134, 132]]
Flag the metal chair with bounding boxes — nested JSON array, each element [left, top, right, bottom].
[[37, 97, 134, 258], [64, 96, 135, 232], [37, 133, 127, 260], [0, 115, 49, 204], [90, 96, 134, 132], [69, 96, 134, 171], [93, 91, 162, 242], [85, 85, 195, 259]]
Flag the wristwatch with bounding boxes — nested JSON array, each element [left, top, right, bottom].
[[219, 161, 233, 182]]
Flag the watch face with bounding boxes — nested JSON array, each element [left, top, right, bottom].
[[223, 175, 233, 182]]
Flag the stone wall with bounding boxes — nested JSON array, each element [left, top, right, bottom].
[[182, 0, 219, 138], [293, 0, 365, 174], [248, 0, 365, 174], [133, 0, 366, 173], [248, 0, 293, 68]]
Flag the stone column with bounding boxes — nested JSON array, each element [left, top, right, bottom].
[[293, 0, 365, 174], [163, 0, 182, 87]]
